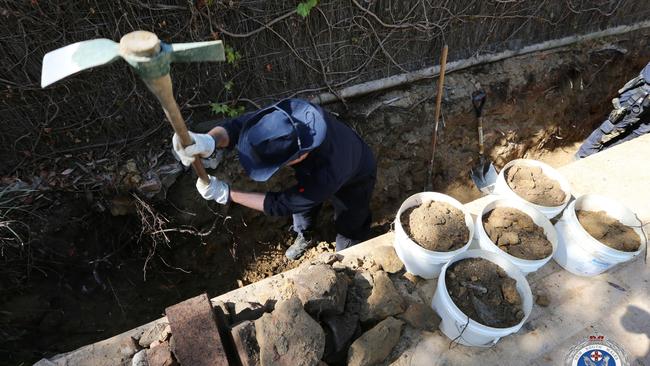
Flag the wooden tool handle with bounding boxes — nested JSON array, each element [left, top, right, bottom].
[[142, 75, 209, 184], [478, 116, 485, 156], [427, 45, 449, 190], [433, 45, 448, 130], [120, 31, 209, 184]]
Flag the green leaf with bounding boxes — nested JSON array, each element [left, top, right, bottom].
[[225, 45, 241, 65], [224, 81, 234, 91], [210, 102, 245, 117], [296, 0, 318, 18], [210, 103, 228, 115]]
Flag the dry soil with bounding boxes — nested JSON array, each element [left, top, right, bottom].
[[482, 207, 553, 260], [577, 210, 641, 252], [505, 165, 566, 206], [445, 258, 524, 328], [401, 201, 469, 251]]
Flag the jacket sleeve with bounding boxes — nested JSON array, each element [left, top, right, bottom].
[[219, 111, 257, 149], [263, 180, 337, 216]]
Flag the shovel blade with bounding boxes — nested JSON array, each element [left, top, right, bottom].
[[41, 39, 120, 87], [471, 159, 498, 194]]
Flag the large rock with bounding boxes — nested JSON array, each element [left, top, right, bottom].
[[362, 271, 406, 322], [347, 317, 404, 366], [146, 341, 177, 366], [231, 320, 260, 366], [371, 246, 404, 273], [292, 263, 348, 317], [255, 296, 326, 366], [397, 302, 441, 331], [131, 350, 148, 366], [138, 322, 171, 348]]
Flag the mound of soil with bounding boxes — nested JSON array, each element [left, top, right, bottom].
[[401, 201, 469, 251], [577, 210, 641, 252], [482, 207, 553, 260], [505, 165, 566, 206], [445, 258, 524, 328]]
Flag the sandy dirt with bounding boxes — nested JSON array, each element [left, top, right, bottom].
[[577, 210, 641, 252], [401, 201, 469, 251], [482, 207, 553, 260], [505, 165, 566, 206], [446, 258, 524, 328]]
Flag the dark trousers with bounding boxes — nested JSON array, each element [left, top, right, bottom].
[[292, 174, 376, 251], [577, 116, 650, 158]]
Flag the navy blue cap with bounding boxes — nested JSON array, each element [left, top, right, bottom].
[[237, 99, 327, 182]]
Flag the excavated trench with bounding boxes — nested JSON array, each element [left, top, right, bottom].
[[2, 29, 648, 364]]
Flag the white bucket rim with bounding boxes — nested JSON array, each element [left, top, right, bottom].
[[437, 249, 533, 334], [499, 159, 572, 210], [566, 194, 646, 257], [477, 197, 558, 266], [395, 192, 474, 258]]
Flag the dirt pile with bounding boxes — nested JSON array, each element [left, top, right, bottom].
[[577, 210, 641, 252], [401, 201, 469, 251], [505, 165, 566, 206], [445, 258, 524, 328], [482, 207, 553, 260]]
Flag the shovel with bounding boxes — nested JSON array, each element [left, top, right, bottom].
[[470, 90, 498, 193]]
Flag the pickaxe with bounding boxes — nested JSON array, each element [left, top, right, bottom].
[[41, 30, 226, 184]]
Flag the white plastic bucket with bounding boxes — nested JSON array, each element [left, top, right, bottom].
[[393, 192, 474, 279], [432, 249, 533, 347], [553, 194, 646, 276], [493, 159, 571, 219], [475, 198, 558, 274]]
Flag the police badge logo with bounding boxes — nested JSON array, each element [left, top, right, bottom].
[[565, 335, 629, 366]]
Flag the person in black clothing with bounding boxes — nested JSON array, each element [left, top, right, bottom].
[[577, 61, 650, 158], [172, 99, 376, 260]]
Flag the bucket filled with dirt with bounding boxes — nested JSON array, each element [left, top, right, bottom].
[[554, 194, 645, 276], [394, 192, 474, 279], [493, 159, 571, 218], [432, 249, 533, 347], [476, 198, 558, 274]]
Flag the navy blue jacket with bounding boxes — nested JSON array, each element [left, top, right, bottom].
[[220, 104, 376, 216]]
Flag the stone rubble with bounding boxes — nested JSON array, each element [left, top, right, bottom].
[[126, 245, 454, 366], [138, 322, 171, 348], [347, 316, 404, 366], [292, 263, 348, 317], [362, 270, 406, 322], [397, 302, 441, 332], [255, 296, 326, 366], [231, 320, 260, 366], [145, 341, 177, 366]]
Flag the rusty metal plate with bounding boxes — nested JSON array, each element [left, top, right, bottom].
[[165, 293, 228, 366]]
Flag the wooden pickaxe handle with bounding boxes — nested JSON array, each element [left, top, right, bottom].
[[141, 75, 209, 184], [120, 31, 209, 184]]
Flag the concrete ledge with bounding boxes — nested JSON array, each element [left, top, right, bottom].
[[37, 135, 650, 365]]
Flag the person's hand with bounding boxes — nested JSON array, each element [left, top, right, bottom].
[[172, 132, 216, 166], [196, 175, 230, 204]]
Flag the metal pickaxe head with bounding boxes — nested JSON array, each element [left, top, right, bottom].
[[41, 30, 225, 87], [41, 31, 227, 184]]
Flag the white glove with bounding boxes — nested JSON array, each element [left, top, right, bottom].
[[172, 132, 216, 167], [196, 175, 230, 204]]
